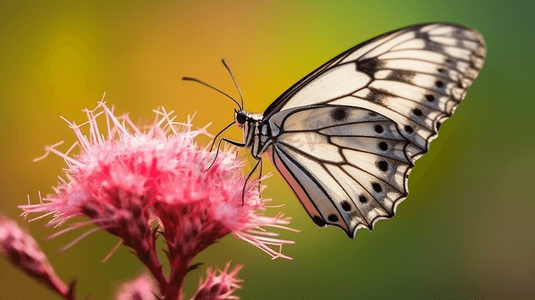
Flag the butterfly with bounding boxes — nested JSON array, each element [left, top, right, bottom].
[[184, 23, 486, 238]]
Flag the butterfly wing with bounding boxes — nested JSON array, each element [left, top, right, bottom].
[[268, 105, 416, 236], [264, 23, 486, 236]]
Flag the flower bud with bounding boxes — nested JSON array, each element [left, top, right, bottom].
[[192, 262, 243, 300], [0, 217, 69, 297]]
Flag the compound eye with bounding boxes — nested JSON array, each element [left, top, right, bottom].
[[236, 111, 247, 125]]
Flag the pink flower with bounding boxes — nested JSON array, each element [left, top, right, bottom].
[[20, 101, 296, 299]]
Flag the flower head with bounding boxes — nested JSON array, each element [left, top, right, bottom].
[[21, 102, 294, 258]]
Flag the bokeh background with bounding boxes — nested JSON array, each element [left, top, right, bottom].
[[1, 1, 533, 299]]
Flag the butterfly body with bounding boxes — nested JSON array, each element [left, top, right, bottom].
[[226, 23, 486, 237]]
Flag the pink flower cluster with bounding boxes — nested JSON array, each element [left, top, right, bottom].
[[14, 101, 296, 299]]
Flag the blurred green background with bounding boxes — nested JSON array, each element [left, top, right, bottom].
[[1, 1, 533, 299]]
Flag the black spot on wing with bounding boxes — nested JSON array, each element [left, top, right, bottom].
[[385, 70, 416, 81], [415, 30, 428, 39], [330, 106, 349, 121], [357, 57, 381, 76], [372, 182, 382, 193], [377, 160, 389, 172], [424, 41, 444, 52], [378, 142, 388, 151], [374, 124, 384, 134], [341, 201, 352, 211], [313, 216, 326, 227], [368, 87, 395, 103], [328, 214, 339, 222]]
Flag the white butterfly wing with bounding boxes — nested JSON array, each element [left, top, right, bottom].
[[264, 23, 486, 236], [268, 105, 414, 236]]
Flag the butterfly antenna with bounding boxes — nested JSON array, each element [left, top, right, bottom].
[[221, 59, 245, 110], [182, 77, 242, 110]]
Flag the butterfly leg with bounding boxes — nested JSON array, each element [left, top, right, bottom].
[[208, 121, 234, 152], [258, 159, 263, 194], [220, 137, 247, 147], [205, 137, 246, 171], [242, 158, 261, 204]]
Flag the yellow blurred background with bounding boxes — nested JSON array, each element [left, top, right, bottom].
[[1, 1, 534, 299]]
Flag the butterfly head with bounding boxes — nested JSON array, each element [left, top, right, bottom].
[[234, 109, 249, 128]]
